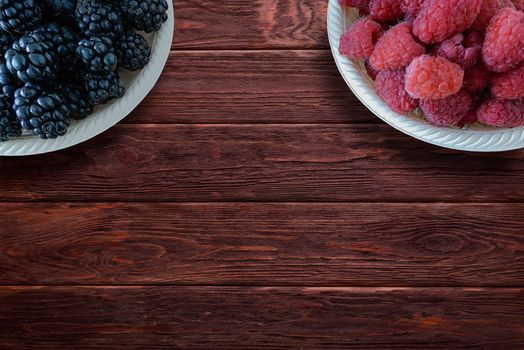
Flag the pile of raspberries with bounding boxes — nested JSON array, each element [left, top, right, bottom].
[[339, 0, 524, 128]]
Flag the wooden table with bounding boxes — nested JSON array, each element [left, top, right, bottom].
[[1, 1, 523, 349]]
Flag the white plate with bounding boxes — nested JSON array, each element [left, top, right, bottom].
[[327, 0, 524, 152], [0, 0, 174, 156]]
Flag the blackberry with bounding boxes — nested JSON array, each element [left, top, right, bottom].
[[58, 81, 94, 119], [5, 32, 59, 83], [0, 59, 20, 97], [83, 70, 125, 105], [0, 0, 42, 34], [13, 84, 71, 139], [121, 0, 168, 33], [115, 30, 151, 71], [0, 96, 21, 141], [33, 22, 79, 70], [75, 0, 125, 37], [44, 0, 76, 17], [77, 36, 118, 72]]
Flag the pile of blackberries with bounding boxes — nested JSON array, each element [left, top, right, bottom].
[[0, 0, 167, 141]]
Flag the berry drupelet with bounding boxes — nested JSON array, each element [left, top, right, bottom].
[[0, 95, 21, 141], [0, 0, 42, 34], [115, 30, 151, 71], [5, 32, 59, 83], [76, 0, 125, 37], [77, 36, 118, 72], [121, 0, 168, 33], [13, 84, 71, 139]]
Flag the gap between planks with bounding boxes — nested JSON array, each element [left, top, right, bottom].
[[0, 286, 521, 291]]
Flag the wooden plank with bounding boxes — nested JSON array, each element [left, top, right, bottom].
[[0, 124, 521, 201], [173, 0, 328, 49], [0, 286, 522, 349], [1, 124, 523, 202], [126, 50, 371, 124], [1, 203, 523, 286]]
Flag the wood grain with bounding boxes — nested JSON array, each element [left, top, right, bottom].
[[3, 0, 519, 346], [127, 51, 372, 124], [1, 124, 524, 202], [173, 0, 328, 49], [0, 286, 522, 349], [1, 203, 523, 286]]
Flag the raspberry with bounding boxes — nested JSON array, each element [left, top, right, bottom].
[[375, 69, 418, 114], [400, 0, 424, 15], [400, 0, 424, 21], [339, 0, 370, 13], [370, 22, 425, 70], [491, 63, 524, 99], [459, 90, 484, 126], [413, 0, 481, 43], [457, 109, 478, 127], [405, 55, 464, 99], [339, 17, 383, 60], [471, 0, 514, 31], [482, 8, 524, 72], [420, 89, 472, 126], [365, 60, 380, 80], [464, 62, 490, 92], [477, 98, 524, 127], [513, 0, 524, 11], [434, 32, 481, 69], [369, 0, 403, 22]]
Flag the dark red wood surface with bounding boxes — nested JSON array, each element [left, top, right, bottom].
[[0, 1, 522, 349], [1, 287, 523, 349]]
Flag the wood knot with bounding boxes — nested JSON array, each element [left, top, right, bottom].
[[417, 234, 464, 253]]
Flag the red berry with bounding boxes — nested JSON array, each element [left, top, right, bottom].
[[420, 89, 472, 126], [434, 32, 482, 69], [365, 60, 380, 80], [341, 0, 524, 129], [491, 63, 524, 99], [413, 0, 481, 43], [339, 17, 383, 60], [339, 0, 370, 13], [369, 0, 403, 22], [405, 55, 464, 99], [457, 109, 479, 127], [471, 0, 514, 31], [375, 69, 418, 114], [482, 8, 524, 72], [401, 0, 425, 22], [400, 0, 424, 16], [477, 98, 524, 127], [458, 92, 484, 127], [370, 22, 425, 70], [513, 0, 524, 11], [464, 62, 490, 92]]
